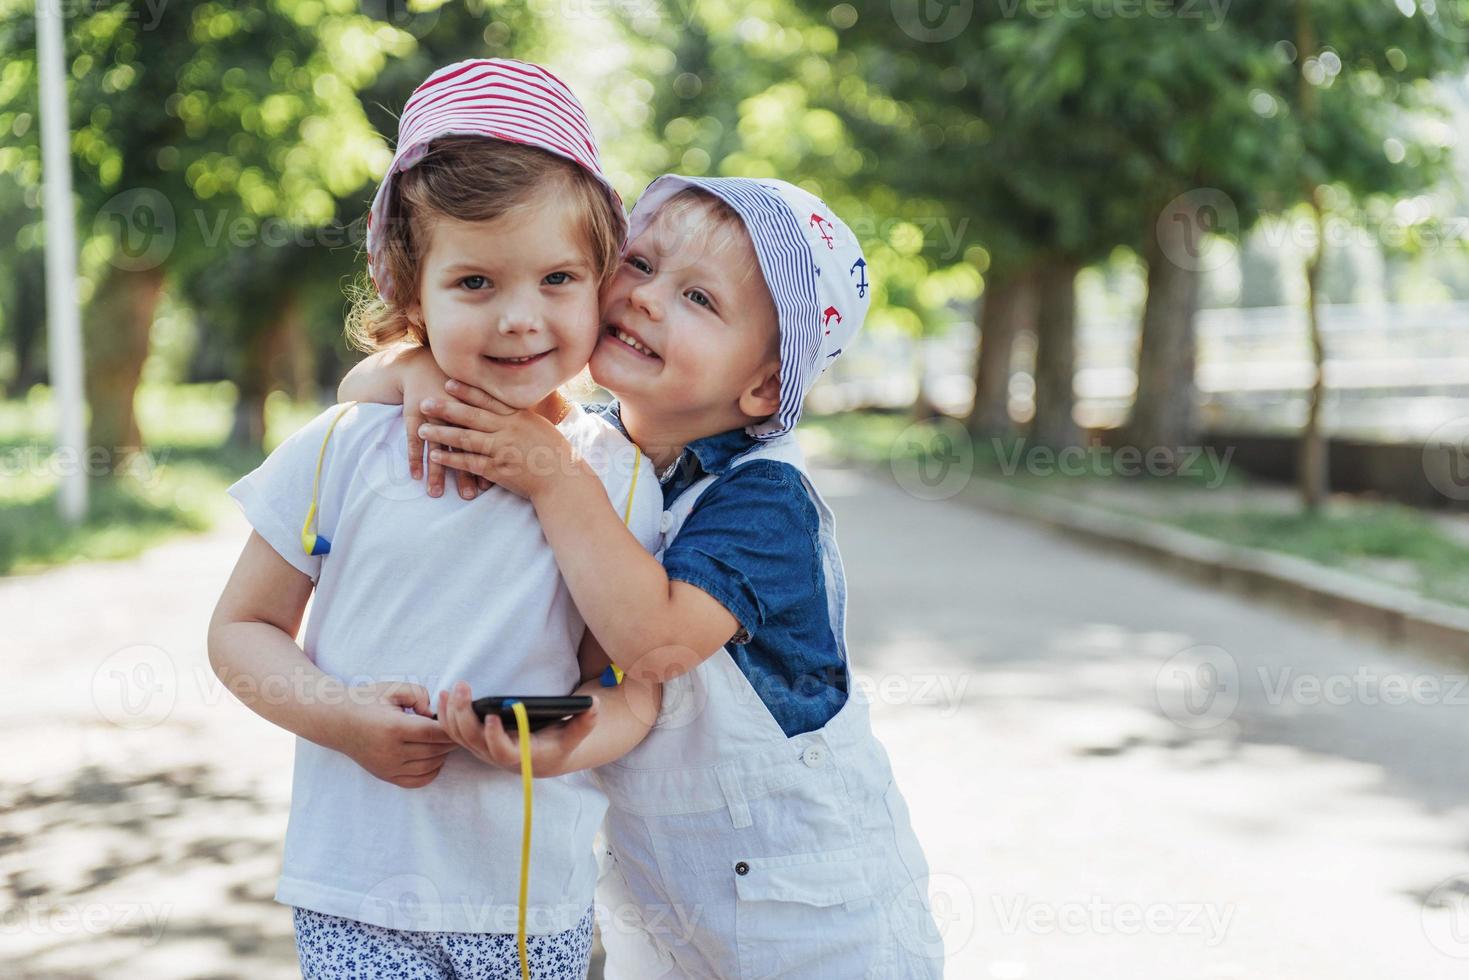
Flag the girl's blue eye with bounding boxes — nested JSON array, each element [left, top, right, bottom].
[[544, 271, 571, 285], [460, 275, 489, 290]]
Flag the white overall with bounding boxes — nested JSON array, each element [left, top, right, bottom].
[[595, 435, 944, 979]]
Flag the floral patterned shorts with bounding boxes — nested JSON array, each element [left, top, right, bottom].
[[291, 905, 594, 979]]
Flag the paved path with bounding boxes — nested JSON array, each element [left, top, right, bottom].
[[5, 463, 1469, 977]]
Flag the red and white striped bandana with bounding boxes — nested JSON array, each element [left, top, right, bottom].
[[365, 58, 625, 304]]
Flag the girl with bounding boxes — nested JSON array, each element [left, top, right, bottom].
[[207, 60, 664, 979], [341, 177, 946, 977]]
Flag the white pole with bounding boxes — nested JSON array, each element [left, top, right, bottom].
[[36, 0, 87, 524]]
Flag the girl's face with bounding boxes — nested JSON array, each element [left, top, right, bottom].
[[589, 203, 779, 427], [410, 189, 601, 412]]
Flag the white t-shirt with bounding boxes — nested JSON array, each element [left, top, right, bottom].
[[227, 401, 662, 934]]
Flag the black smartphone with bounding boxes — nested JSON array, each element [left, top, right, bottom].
[[469, 695, 593, 732]]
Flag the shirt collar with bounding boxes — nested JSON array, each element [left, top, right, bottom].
[[598, 400, 759, 479]]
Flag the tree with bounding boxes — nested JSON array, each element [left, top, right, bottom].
[[181, 1, 548, 450], [1273, 0, 1464, 507], [0, 0, 400, 460]]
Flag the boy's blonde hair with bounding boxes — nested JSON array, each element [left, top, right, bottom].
[[348, 136, 624, 352], [648, 187, 779, 360]]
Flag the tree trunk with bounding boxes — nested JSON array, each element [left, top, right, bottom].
[[1124, 204, 1202, 455], [230, 291, 300, 450], [1299, 192, 1329, 510], [1296, 0, 1329, 511], [910, 334, 941, 422], [84, 265, 166, 456], [1030, 256, 1082, 449], [8, 250, 48, 396], [967, 266, 1036, 439]]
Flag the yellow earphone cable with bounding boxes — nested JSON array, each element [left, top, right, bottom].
[[621, 446, 642, 526], [513, 444, 642, 979], [511, 700, 533, 980], [299, 402, 358, 556]]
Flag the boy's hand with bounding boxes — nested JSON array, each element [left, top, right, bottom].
[[418, 380, 572, 500], [395, 354, 491, 501], [436, 681, 599, 778], [335, 681, 458, 788]]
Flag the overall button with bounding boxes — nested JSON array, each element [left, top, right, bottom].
[[801, 746, 826, 768], [734, 861, 750, 876], [659, 511, 675, 533]]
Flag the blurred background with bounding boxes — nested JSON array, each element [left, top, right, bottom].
[[9, 0, 1469, 977]]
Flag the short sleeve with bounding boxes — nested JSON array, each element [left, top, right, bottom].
[[661, 460, 822, 644], [227, 403, 360, 583]]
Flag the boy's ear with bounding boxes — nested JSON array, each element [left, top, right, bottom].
[[738, 359, 782, 421]]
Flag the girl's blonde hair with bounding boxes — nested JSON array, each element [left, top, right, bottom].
[[348, 136, 624, 352]]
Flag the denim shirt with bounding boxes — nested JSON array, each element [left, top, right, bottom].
[[590, 401, 848, 737]]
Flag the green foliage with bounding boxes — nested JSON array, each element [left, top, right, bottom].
[[0, 382, 318, 573]]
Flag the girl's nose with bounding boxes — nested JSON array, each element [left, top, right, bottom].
[[495, 304, 541, 335]]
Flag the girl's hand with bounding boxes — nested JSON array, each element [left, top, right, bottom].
[[335, 681, 458, 788], [417, 380, 572, 500], [436, 681, 599, 778]]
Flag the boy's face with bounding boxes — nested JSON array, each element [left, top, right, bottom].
[[411, 189, 600, 411], [590, 201, 779, 430]]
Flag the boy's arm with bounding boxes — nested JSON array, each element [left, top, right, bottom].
[[208, 532, 456, 787], [533, 464, 741, 679]]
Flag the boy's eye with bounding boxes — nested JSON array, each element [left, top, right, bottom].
[[544, 271, 572, 285], [626, 255, 652, 274], [459, 275, 489, 291], [686, 289, 713, 309]]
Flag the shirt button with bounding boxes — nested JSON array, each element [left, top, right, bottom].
[[802, 746, 826, 768], [659, 511, 674, 533], [734, 861, 750, 876]]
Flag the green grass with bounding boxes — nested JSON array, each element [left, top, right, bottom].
[[803, 409, 1469, 609], [1169, 506, 1469, 608], [0, 383, 320, 575]]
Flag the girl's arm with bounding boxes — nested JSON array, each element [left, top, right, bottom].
[[339, 345, 484, 500], [436, 631, 663, 777], [208, 532, 457, 788]]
